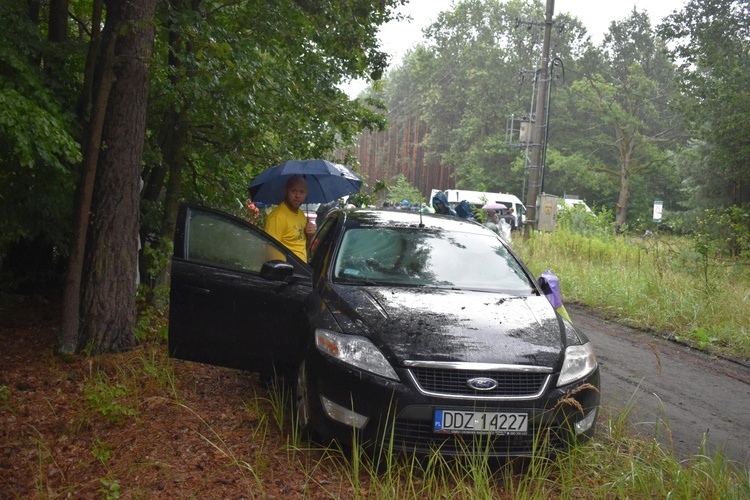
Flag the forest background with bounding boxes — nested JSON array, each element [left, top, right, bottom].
[[1, 0, 748, 354]]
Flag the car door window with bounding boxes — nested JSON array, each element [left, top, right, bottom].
[[169, 204, 311, 374], [309, 215, 336, 262], [184, 208, 305, 273]]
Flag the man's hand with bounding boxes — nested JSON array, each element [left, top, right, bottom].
[[305, 221, 316, 238]]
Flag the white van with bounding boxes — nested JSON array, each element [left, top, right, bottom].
[[557, 197, 593, 213], [430, 189, 526, 226]]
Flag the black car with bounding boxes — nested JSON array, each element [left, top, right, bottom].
[[168, 204, 600, 457]]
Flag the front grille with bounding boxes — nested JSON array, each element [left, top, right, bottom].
[[409, 367, 549, 398], [391, 418, 566, 457]]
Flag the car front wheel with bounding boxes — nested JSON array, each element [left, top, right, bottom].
[[295, 359, 312, 437]]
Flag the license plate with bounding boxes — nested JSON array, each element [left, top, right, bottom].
[[434, 410, 528, 435]]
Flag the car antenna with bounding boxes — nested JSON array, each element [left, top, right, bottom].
[[419, 208, 425, 228]]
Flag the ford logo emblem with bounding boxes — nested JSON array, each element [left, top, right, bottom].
[[467, 377, 498, 391]]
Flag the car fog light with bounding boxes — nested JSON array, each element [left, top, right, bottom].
[[320, 395, 369, 429], [574, 408, 597, 434]]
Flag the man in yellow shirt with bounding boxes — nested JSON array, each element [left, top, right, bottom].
[[264, 175, 316, 262]]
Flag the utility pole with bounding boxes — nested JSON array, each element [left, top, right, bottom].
[[523, 0, 555, 236]]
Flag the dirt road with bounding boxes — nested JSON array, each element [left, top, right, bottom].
[[569, 305, 750, 467]]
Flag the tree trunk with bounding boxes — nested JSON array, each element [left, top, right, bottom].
[[44, 0, 70, 81], [139, 104, 188, 290], [76, 0, 104, 124], [26, 1, 42, 67], [47, 0, 69, 43], [76, 0, 156, 354], [140, 0, 194, 290], [58, 2, 119, 355], [615, 167, 631, 229], [614, 125, 636, 229]]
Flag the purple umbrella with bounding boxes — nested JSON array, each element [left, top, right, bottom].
[[481, 202, 508, 211]]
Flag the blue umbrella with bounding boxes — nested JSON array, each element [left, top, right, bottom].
[[248, 159, 362, 205]]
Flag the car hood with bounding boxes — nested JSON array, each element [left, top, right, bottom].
[[325, 286, 565, 368]]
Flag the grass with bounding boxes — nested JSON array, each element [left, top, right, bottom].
[[272, 382, 749, 499], [10, 234, 750, 497], [514, 229, 750, 361], [14, 324, 748, 498]]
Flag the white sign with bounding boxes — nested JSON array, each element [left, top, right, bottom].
[[653, 201, 663, 222]]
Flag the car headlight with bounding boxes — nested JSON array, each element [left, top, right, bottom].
[[315, 328, 399, 381], [557, 343, 597, 387]]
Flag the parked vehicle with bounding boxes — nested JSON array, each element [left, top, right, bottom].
[[168, 205, 600, 457], [430, 189, 526, 226], [557, 198, 593, 213]]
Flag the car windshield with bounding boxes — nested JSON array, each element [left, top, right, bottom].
[[333, 227, 533, 292]]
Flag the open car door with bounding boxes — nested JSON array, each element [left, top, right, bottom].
[[168, 203, 312, 376]]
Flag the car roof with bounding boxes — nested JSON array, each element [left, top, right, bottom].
[[338, 209, 496, 236]]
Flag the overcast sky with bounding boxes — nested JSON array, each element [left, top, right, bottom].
[[342, 0, 688, 96]]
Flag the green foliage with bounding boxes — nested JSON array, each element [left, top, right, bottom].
[[372, 1, 688, 227], [138, 236, 173, 293], [93, 437, 113, 465], [263, 378, 292, 435], [387, 174, 423, 205], [516, 229, 750, 359], [694, 205, 750, 260], [83, 371, 137, 426], [144, 236, 173, 271], [388, 0, 552, 196], [370, 179, 390, 206], [0, 88, 81, 169], [135, 287, 170, 343], [671, 140, 730, 211], [0, 2, 82, 168], [0, 2, 81, 272], [567, 11, 679, 226], [556, 202, 615, 236], [540, 149, 616, 208], [97, 477, 121, 500], [1, 0, 406, 306], [348, 192, 372, 207], [0, 385, 9, 404], [144, 0, 400, 216], [659, 0, 750, 207]]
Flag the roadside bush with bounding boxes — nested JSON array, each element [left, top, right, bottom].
[[387, 174, 423, 206], [695, 205, 750, 260], [658, 209, 700, 235], [349, 192, 373, 207], [660, 205, 750, 262], [556, 204, 615, 237]]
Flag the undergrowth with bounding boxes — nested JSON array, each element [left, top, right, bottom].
[[515, 222, 750, 360]]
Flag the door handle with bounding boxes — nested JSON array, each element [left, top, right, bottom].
[[183, 285, 211, 295]]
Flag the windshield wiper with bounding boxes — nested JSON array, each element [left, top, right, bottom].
[[335, 277, 380, 286]]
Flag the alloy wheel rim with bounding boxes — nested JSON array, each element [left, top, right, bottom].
[[296, 360, 310, 428]]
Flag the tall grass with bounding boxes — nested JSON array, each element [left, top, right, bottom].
[[26, 315, 746, 498], [23, 245, 747, 497], [269, 384, 750, 499], [281, 427, 749, 498], [515, 229, 750, 360]]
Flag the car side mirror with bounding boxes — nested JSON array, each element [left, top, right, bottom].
[[260, 260, 294, 281]]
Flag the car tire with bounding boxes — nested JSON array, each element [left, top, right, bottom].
[[294, 359, 312, 439]]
